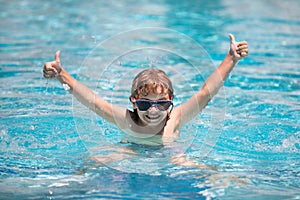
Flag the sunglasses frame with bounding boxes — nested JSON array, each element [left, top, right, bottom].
[[133, 99, 173, 111]]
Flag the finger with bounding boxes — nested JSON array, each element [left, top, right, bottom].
[[237, 41, 247, 46], [43, 68, 55, 74], [237, 44, 248, 50], [228, 33, 236, 44], [43, 73, 55, 79], [237, 45, 248, 51], [237, 47, 248, 53], [43, 69, 55, 76], [44, 62, 54, 70], [53, 67, 59, 76], [241, 52, 248, 57], [55, 50, 61, 63]]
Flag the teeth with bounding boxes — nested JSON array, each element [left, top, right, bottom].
[[146, 115, 159, 120]]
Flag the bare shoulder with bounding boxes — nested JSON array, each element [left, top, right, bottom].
[[163, 108, 182, 137], [170, 106, 183, 124]]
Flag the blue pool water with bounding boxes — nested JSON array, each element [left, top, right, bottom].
[[1, 0, 300, 199]]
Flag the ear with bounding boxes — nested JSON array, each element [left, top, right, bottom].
[[130, 96, 137, 109], [169, 95, 174, 101], [130, 96, 136, 102]]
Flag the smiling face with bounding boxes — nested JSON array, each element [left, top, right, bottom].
[[132, 92, 173, 126], [130, 68, 174, 127]]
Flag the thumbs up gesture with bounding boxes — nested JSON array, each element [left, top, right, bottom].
[[43, 50, 63, 79], [228, 34, 248, 62]]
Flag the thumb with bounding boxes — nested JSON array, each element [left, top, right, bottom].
[[228, 33, 235, 44], [55, 50, 61, 63]]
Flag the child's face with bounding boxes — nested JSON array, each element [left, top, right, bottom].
[[132, 92, 173, 126]]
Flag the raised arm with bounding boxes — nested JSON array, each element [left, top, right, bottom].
[[175, 34, 248, 124], [43, 51, 127, 127]]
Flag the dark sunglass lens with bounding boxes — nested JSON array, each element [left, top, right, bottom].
[[136, 101, 151, 111], [157, 101, 171, 111]]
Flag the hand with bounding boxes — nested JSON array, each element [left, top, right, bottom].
[[43, 50, 62, 79], [228, 34, 248, 62]]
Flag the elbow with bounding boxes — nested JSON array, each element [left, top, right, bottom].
[[197, 89, 212, 104]]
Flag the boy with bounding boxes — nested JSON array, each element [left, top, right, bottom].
[[43, 34, 248, 146]]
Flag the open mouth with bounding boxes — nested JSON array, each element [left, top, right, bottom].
[[145, 114, 160, 120]]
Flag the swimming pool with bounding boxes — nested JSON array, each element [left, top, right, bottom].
[[1, 0, 299, 199]]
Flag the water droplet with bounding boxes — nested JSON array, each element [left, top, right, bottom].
[[45, 79, 49, 94]]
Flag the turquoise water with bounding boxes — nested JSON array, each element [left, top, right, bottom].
[[1, 0, 300, 199]]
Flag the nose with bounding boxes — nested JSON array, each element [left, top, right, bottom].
[[148, 104, 159, 112]]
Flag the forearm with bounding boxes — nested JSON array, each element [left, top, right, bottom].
[[195, 34, 248, 109], [56, 68, 98, 111], [200, 52, 237, 99], [178, 53, 237, 124], [43, 51, 127, 126], [177, 34, 248, 125], [56, 69, 122, 124], [56, 68, 76, 91]]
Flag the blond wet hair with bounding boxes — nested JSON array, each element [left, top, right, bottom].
[[130, 68, 174, 99]]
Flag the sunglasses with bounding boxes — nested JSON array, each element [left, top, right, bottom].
[[134, 100, 173, 111]]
